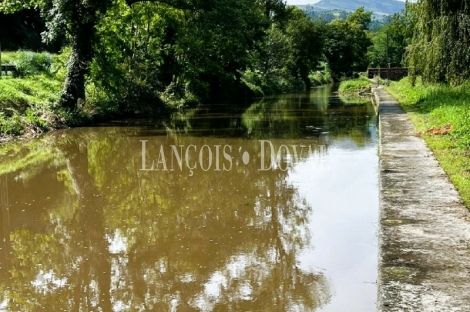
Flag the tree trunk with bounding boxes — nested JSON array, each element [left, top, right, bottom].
[[59, 20, 95, 109], [59, 50, 87, 109]]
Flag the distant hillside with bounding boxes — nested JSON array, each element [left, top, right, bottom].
[[297, 0, 405, 16], [301, 8, 350, 23]]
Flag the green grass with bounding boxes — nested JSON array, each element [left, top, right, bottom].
[[0, 51, 65, 137], [338, 77, 373, 105], [1, 51, 18, 64], [0, 75, 62, 105], [386, 77, 470, 208], [338, 77, 373, 94]]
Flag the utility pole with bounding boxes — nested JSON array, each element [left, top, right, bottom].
[[386, 29, 390, 86]]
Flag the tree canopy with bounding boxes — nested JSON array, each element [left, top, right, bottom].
[[323, 7, 372, 79], [1, 2, 377, 111]]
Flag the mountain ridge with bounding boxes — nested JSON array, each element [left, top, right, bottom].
[[296, 0, 405, 16]]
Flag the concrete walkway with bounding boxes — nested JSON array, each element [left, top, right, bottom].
[[375, 86, 470, 311]]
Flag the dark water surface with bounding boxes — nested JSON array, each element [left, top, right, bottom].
[[0, 85, 378, 311]]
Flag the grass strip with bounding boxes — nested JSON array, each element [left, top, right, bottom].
[[386, 77, 470, 208], [338, 77, 373, 105]]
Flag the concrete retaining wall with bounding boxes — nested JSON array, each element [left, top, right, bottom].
[[375, 86, 470, 311]]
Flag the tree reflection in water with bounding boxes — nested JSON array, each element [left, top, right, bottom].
[[0, 90, 376, 311]]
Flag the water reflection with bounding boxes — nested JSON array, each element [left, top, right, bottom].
[[0, 86, 377, 311]]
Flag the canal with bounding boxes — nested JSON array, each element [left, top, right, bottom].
[[0, 85, 378, 311]]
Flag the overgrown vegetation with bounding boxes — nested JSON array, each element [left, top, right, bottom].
[[406, 1, 470, 85], [0, 51, 71, 137], [0, 1, 375, 137], [323, 7, 372, 80], [338, 77, 373, 94], [367, 12, 411, 68], [309, 66, 334, 87], [338, 77, 373, 105], [386, 78, 470, 206]]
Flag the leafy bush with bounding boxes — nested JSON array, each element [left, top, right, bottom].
[[309, 70, 333, 87], [242, 69, 300, 96]]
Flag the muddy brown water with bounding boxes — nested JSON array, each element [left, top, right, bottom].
[[0, 85, 378, 311]]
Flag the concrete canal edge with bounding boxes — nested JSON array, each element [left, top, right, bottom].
[[374, 86, 470, 311]]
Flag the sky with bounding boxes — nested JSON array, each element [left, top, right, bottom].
[[285, 0, 407, 4]]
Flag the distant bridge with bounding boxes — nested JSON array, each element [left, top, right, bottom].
[[367, 67, 408, 81]]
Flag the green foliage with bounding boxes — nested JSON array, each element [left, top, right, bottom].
[[0, 113, 23, 135], [91, 0, 280, 110], [387, 78, 470, 149], [0, 0, 381, 123], [244, 6, 328, 95], [0, 51, 81, 136], [406, 0, 470, 84], [308, 63, 333, 86], [368, 12, 410, 68], [286, 7, 325, 88], [242, 68, 300, 96], [324, 7, 373, 80], [9, 51, 55, 78], [338, 77, 373, 94], [1, 0, 115, 108], [309, 71, 333, 87], [303, 8, 350, 23], [338, 77, 373, 105], [0, 75, 61, 106]]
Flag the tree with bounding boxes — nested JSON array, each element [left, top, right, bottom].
[[368, 13, 410, 68], [406, 0, 470, 84], [286, 8, 325, 89], [1, 0, 114, 108], [91, 0, 276, 107], [324, 7, 372, 79], [246, 6, 325, 94], [0, 0, 196, 109]]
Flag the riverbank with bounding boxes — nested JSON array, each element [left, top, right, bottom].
[[385, 78, 470, 207], [0, 51, 88, 140], [0, 75, 65, 140], [338, 77, 373, 105], [0, 51, 336, 142], [375, 86, 470, 311]]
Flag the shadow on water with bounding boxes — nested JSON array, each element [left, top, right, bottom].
[[153, 84, 375, 144], [0, 85, 377, 311]]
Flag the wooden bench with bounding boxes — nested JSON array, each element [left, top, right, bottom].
[[0, 64, 17, 76]]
